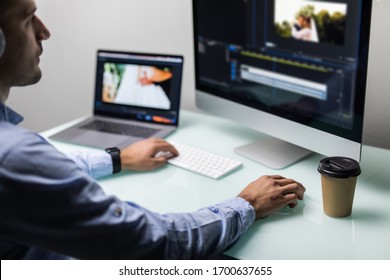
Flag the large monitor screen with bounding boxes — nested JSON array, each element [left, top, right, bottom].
[[193, 0, 372, 168]]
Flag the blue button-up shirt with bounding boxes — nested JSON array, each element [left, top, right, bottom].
[[0, 103, 255, 259]]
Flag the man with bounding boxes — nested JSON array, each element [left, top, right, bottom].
[[0, 0, 305, 259]]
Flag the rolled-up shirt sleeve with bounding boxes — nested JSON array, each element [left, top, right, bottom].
[[66, 150, 113, 179], [161, 197, 255, 259], [0, 129, 255, 259]]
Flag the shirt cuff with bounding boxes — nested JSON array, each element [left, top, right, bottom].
[[67, 150, 113, 179], [209, 196, 256, 234], [220, 196, 256, 226]]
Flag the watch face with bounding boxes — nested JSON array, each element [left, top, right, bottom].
[[105, 147, 120, 154]]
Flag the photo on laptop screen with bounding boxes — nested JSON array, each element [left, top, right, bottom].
[[102, 62, 173, 110]]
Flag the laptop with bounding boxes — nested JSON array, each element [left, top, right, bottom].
[[50, 50, 184, 149]]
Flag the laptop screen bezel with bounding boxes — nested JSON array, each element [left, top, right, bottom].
[[93, 49, 184, 127]]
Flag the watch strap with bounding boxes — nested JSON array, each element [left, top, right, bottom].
[[105, 147, 121, 174]]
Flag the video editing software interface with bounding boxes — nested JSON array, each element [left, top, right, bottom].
[[194, 0, 369, 141], [94, 51, 183, 125]]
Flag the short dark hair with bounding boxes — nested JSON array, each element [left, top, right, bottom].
[[0, 0, 15, 12], [0, 0, 14, 25], [0, 0, 10, 8]]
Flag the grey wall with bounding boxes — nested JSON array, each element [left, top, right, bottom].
[[7, 0, 197, 132]]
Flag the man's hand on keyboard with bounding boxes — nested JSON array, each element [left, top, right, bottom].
[[120, 138, 178, 171], [238, 175, 306, 220]]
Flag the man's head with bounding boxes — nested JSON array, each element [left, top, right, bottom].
[[0, 0, 50, 101]]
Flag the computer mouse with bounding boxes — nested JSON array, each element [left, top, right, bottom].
[[154, 151, 175, 158], [276, 196, 306, 216]]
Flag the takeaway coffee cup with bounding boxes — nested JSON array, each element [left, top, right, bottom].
[[317, 157, 361, 218]]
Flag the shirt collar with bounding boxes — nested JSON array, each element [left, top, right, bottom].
[[0, 103, 24, 125]]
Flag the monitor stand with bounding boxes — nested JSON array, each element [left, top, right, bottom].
[[234, 137, 312, 169]]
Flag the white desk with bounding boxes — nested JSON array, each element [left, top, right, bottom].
[[43, 110, 390, 260]]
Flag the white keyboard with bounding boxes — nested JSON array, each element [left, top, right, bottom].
[[167, 142, 242, 179]]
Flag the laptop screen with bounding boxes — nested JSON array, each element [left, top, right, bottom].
[[94, 50, 184, 125]]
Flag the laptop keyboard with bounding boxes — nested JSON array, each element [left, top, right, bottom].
[[81, 120, 160, 138]]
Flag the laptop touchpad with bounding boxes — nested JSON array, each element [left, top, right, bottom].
[[72, 131, 131, 148]]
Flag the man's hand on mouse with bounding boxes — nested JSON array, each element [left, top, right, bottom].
[[120, 138, 178, 171], [239, 175, 306, 219]]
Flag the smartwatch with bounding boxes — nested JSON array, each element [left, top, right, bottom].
[[105, 147, 121, 174]]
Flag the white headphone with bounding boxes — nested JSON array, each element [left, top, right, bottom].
[[0, 27, 5, 58]]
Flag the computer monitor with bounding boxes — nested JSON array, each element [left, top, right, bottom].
[[193, 0, 373, 169]]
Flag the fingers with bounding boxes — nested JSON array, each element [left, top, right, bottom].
[[268, 175, 286, 180], [265, 175, 305, 211], [279, 181, 305, 200], [151, 156, 169, 168], [279, 179, 306, 211], [268, 176, 306, 200], [146, 138, 179, 157], [158, 142, 179, 156], [284, 193, 299, 208]]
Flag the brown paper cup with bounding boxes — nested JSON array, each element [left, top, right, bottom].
[[318, 157, 361, 218], [321, 175, 357, 217]]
